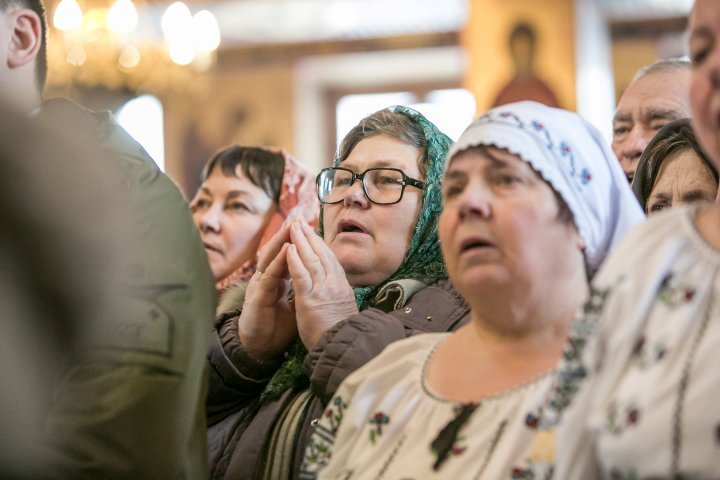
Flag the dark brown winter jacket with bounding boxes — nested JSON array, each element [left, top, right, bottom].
[[206, 279, 469, 480]]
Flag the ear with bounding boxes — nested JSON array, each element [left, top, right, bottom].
[[7, 9, 42, 70]]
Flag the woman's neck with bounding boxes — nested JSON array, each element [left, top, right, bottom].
[[425, 257, 588, 402], [427, 319, 569, 403], [468, 271, 586, 349], [468, 308, 571, 358]]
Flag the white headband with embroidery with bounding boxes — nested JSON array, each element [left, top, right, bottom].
[[447, 101, 644, 274]]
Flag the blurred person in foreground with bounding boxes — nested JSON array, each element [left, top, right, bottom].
[[612, 58, 692, 182], [190, 145, 319, 300], [553, 1, 720, 477], [632, 118, 718, 215], [0, 0, 217, 477], [206, 107, 470, 480], [0, 99, 122, 480], [300, 101, 642, 479]]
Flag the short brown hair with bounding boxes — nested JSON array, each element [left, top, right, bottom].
[[201, 146, 285, 203], [337, 109, 428, 178]]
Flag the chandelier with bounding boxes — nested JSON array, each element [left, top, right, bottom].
[[47, 0, 221, 94]]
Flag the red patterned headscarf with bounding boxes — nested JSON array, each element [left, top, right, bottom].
[[215, 148, 319, 292]]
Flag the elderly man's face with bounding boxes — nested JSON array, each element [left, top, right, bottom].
[[612, 70, 691, 182]]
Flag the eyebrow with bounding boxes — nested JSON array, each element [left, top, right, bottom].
[[444, 169, 467, 182], [613, 112, 632, 125], [681, 189, 716, 202], [642, 108, 684, 123], [342, 159, 406, 171], [226, 190, 255, 201], [482, 150, 516, 169], [613, 108, 684, 126], [445, 152, 517, 179]]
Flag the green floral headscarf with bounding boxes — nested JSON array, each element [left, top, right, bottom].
[[260, 106, 453, 403]]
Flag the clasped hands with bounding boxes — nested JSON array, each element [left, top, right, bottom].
[[237, 218, 358, 361]]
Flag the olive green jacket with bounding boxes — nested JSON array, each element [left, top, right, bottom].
[[38, 99, 216, 480]]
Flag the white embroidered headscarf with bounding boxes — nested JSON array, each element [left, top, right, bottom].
[[447, 101, 644, 275]]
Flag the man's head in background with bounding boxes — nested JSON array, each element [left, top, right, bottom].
[[0, 0, 46, 110], [612, 58, 692, 182]]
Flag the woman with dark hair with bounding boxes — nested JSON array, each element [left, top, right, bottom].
[[631, 118, 718, 214], [190, 146, 318, 294], [205, 107, 469, 479]]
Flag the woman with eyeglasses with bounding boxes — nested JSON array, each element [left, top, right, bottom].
[[205, 106, 469, 480]]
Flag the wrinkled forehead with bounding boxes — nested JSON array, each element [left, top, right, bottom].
[[447, 146, 555, 199], [615, 72, 691, 122], [340, 135, 423, 176]]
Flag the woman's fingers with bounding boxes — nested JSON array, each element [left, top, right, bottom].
[[300, 221, 347, 276], [256, 222, 292, 273], [263, 242, 290, 279], [245, 242, 290, 309], [286, 244, 311, 294], [289, 221, 326, 282]]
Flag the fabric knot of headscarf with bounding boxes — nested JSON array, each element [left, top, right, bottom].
[[448, 101, 644, 275]]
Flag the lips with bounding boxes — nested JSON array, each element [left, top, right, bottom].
[[459, 236, 496, 253], [203, 242, 222, 254], [337, 219, 369, 235]]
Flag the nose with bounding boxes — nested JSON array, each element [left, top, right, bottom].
[[457, 184, 492, 221], [342, 178, 371, 208], [618, 126, 649, 179], [196, 206, 221, 233]]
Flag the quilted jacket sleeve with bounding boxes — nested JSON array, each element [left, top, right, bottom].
[[205, 310, 285, 425]]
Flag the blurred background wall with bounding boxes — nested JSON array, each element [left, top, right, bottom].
[[43, 0, 693, 198]]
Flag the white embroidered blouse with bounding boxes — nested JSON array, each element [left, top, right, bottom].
[[300, 333, 555, 480], [554, 206, 720, 479]]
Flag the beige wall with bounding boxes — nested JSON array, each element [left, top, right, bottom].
[[462, 0, 576, 113], [163, 62, 294, 198], [612, 38, 667, 103]]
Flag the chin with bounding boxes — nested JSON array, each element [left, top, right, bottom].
[[332, 242, 365, 263], [454, 268, 510, 296], [339, 260, 385, 287], [338, 257, 368, 277]]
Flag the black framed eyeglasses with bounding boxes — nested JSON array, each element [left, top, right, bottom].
[[316, 167, 425, 205]]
